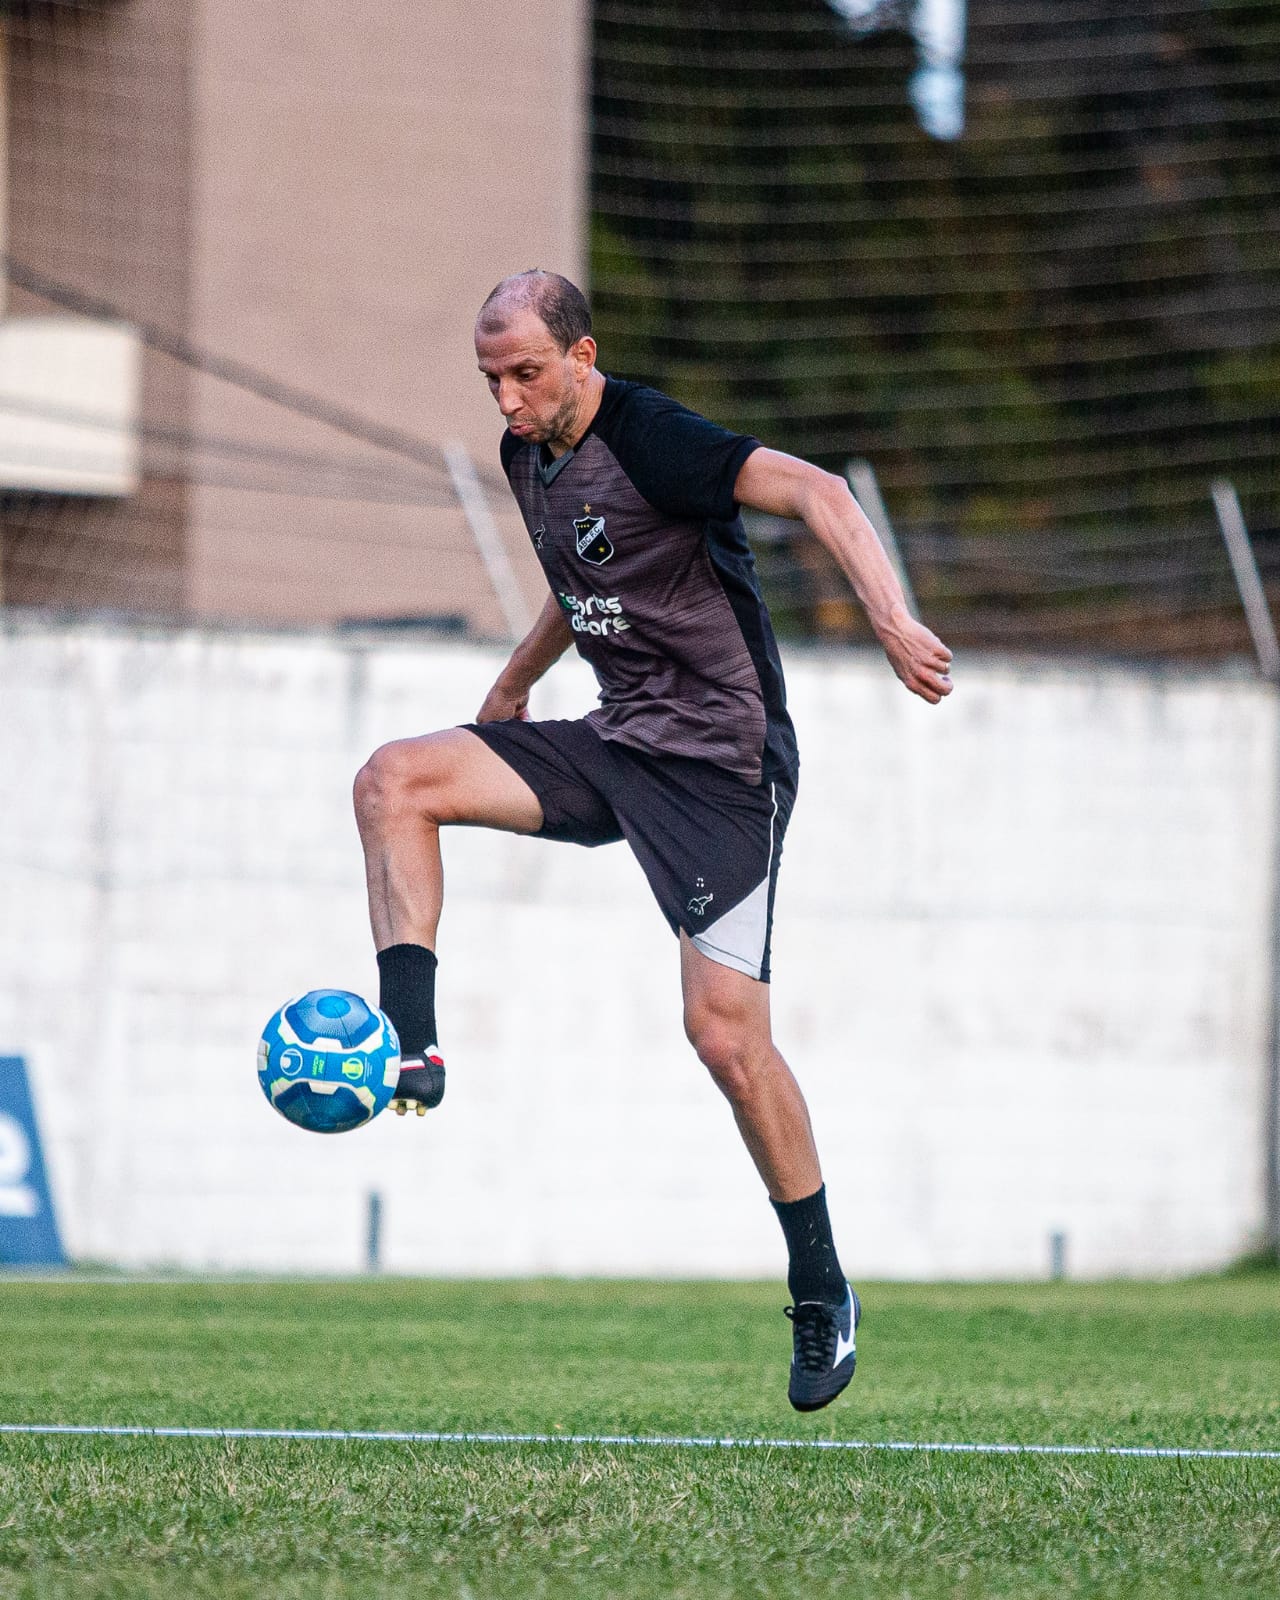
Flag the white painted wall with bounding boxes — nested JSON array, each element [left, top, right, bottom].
[[1, 615, 1275, 1278]]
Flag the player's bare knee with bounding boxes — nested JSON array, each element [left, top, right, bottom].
[[353, 747, 393, 829], [352, 758, 378, 831], [353, 741, 433, 829], [687, 1015, 759, 1105]]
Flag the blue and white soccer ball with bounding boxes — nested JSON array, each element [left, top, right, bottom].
[[257, 989, 400, 1134]]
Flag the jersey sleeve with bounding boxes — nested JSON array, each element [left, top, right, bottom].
[[611, 389, 761, 523]]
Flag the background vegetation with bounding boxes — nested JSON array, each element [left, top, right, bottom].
[[592, 0, 1280, 652]]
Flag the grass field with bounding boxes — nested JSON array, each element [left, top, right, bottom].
[[1, 1274, 1277, 1598]]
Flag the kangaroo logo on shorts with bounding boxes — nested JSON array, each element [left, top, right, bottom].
[[573, 514, 614, 566]]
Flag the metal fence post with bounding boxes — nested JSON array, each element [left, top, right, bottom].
[[446, 441, 534, 644], [1211, 480, 1280, 1261], [845, 457, 919, 618]]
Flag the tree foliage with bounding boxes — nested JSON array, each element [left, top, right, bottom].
[[592, 0, 1280, 650]]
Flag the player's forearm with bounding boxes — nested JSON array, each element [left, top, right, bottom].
[[494, 594, 574, 695], [736, 448, 910, 640], [799, 474, 911, 640]]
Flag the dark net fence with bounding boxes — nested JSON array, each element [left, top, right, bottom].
[[2, 2, 1277, 658], [591, 0, 1280, 656]]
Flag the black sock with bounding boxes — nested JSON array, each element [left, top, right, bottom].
[[376, 943, 438, 1058], [772, 1184, 847, 1305]]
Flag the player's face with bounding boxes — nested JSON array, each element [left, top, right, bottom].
[[475, 310, 596, 449]]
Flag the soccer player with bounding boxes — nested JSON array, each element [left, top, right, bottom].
[[354, 270, 952, 1410]]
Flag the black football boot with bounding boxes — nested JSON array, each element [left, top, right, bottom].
[[389, 1049, 445, 1117]]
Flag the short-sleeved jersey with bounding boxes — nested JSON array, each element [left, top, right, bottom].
[[499, 376, 799, 786]]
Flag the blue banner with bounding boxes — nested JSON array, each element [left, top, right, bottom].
[[0, 1058, 66, 1266]]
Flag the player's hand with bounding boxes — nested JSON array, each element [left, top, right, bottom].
[[879, 606, 953, 704], [475, 680, 532, 722]]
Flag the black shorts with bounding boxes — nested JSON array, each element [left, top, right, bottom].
[[466, 718, 797, 983]]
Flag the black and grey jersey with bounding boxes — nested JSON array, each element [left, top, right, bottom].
[[499, 376, 799, 786]]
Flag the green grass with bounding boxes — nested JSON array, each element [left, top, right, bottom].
[[1, 1277, 1278, 1598]]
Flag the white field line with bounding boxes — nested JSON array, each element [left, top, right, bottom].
[[1, 1423, 1278, 1461]]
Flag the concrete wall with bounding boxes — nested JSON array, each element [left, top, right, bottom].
[[1, 614, 1276, 1278]]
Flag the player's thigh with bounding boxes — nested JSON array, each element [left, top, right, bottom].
[[359, 726, 544, 833], [680, 929, 772, 1048]]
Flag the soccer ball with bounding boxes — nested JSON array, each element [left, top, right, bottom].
[[257, 989, 400, 1134]]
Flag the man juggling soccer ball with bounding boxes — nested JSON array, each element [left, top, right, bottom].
[[353, 270, 952, 1411]]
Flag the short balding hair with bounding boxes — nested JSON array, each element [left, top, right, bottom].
[[477, 269, 592, 353]]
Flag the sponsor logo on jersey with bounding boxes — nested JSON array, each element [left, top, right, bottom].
[[558, 592, 631, 636], [531, 522, 545, 550], [573, 514, 614, 565]]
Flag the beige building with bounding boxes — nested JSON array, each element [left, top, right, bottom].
[[1, 0, 586, 636]]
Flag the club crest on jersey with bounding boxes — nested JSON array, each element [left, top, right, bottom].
[[531, 523, 545, 550], [573, 514, 614, 566]]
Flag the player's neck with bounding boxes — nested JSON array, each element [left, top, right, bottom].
[[546, 369, 606, 458]]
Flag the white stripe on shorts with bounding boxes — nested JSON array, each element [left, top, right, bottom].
[[692, 782, 779, 980]]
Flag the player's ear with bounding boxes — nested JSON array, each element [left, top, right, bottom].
[[569, 334, 596, 375]]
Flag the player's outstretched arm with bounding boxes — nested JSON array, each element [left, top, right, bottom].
[[734, 447, 953, 704], [476, 592, 575, 722]]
